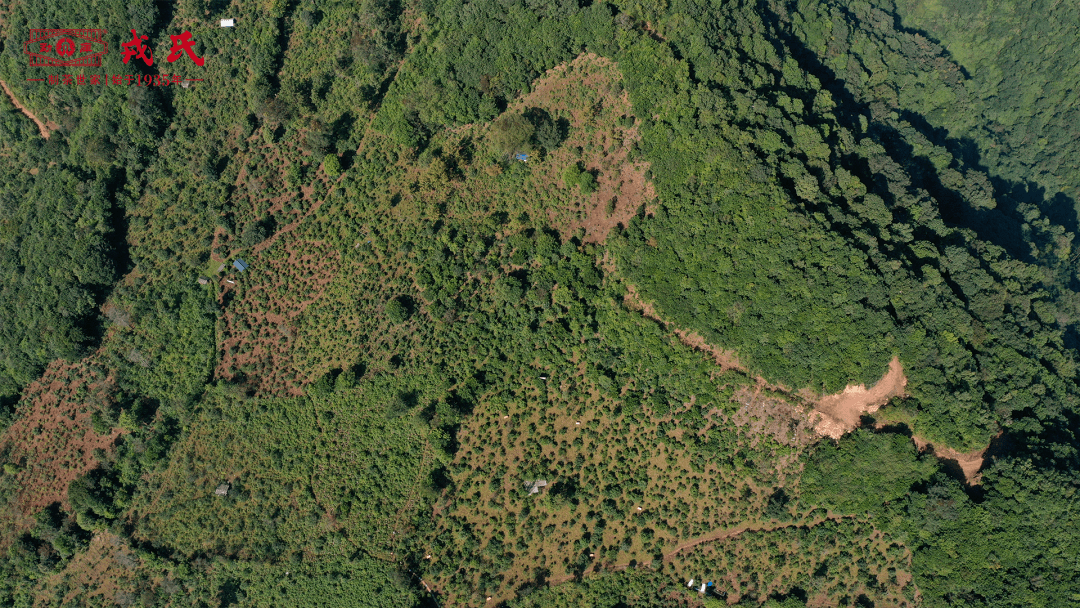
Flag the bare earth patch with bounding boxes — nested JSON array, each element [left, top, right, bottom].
[[0, 359, 121, 545], [911, 434, 989, 485], [810, 357, 907, 439], [503, 53, 656, 243]]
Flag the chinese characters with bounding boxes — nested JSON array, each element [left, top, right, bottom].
[[121, 29, 204, 67]]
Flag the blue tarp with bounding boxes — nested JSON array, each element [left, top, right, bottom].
[[233, 259, 248, 272], [514, 153, 528, 162]]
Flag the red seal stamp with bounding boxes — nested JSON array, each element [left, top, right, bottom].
[[24, 29, 108, 67]]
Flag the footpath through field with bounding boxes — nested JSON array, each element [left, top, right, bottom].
[[548, 513, 855, 585]]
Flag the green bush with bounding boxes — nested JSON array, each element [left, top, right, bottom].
[[490, 113, 534, 157], [562, 163, 598, 193], [385, 297, 409, 323], [323, 154, 341, 178]]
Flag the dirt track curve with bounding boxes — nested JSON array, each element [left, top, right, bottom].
[[0, 79, 50, 139], [549, 514, 853, 585]]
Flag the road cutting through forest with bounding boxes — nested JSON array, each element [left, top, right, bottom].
[[624, 282, 909, 438], [810, 357, 908, 439], [0, 79, 51, 139]]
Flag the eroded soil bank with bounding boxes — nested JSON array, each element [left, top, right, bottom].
[[810, 357, 907, 439]]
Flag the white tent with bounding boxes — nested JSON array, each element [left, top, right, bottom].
[[220, 18, 235, 27]]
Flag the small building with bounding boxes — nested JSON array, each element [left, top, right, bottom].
[[181, 79, 192, 89], [220, 18, 235, 27], [197, 276, 210, 285], [215, 483, 230, 497], [514, 153, 528, 162], [217, 263, 226, 273], [699, 583, 706, 594], [687, 579, 694, 588], [523, 480, 547, 495], [233, 259, 248, 272]]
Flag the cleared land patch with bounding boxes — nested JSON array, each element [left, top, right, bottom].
[[911, 434, 989, 486], [810, 357, 908, 439], [0, 360, 121, 544], [503, 53, 656, 243]]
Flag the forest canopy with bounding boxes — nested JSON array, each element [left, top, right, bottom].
[[0, 0, 1078, 606]]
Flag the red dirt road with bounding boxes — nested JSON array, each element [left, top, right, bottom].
[[0, 78, 51, 139], [811, 357, 907, 439]]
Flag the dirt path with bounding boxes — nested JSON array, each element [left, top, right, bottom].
[[0, 78, 50, 139], [623, 281, 911, 444], [811, 357, 907, 439], [548, 514, 852, 586], [624, 284, 747, 374]]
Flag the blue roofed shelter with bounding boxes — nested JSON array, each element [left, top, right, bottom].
[[514, 153, 528, 162], [233, 259, 248, 272]]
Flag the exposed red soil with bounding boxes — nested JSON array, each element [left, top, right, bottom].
[[504, 53, 656, 243], [0, 360, 122, 544], [0, 78, 52, 139], [216, 238, 342, 395], [726, 388, 819, 452], [911, 434, 990, 485], [623, 284, 744, 372], [810, 357, 908, 439], [37, 532, 129, 606]]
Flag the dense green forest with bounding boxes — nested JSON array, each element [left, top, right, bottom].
[[1, 0, 1079, 605]]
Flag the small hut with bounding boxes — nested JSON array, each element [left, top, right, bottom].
[[197, 276, 210, 285], [523, 480, 547, 495], [220, 18, 235, 27], [215, 483, 230, 497], [233, 259, 248, 272]]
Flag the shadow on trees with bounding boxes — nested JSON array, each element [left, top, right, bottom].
[[218, 579, 241, 607], [758, 2, 1078, 273]]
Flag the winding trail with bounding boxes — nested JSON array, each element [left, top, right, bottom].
[[624, 281, 909, 441], [0, 78, 50, 139], [548, 514, 853, 585]]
